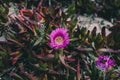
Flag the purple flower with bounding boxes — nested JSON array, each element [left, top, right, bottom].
[[49, 28, 69, 50], [96, 55, 114, 72]]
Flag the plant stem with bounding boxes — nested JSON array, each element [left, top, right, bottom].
[[66, 68, 69, 80], [103, 72, 106, 80]]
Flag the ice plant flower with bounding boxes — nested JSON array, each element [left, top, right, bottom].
[[50, 28, 69, 50], [96, 55, 114, 72]]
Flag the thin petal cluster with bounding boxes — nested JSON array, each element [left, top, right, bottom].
[[50, 28, 69, 49], [96, 55, 114, 72]]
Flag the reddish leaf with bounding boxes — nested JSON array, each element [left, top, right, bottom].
[[33, 52, 54, 60], [19, 64, 38, 80], [42, 74, 47, 80], [64, 57, 75, 62], [59, 54, 76, 72], [10, 51, 20, 57], [19, 9, 33, 18], [10, 51, 20, 65], [77, 59, 80, 80], [12, 56, 19, 65], [8, 39, 24, 47]]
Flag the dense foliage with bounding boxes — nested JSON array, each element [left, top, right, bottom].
[[0, 0, 120, 80]]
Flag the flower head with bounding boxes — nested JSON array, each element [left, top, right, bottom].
[[49, 28, 69, 49], [96, 55, 114, 72]]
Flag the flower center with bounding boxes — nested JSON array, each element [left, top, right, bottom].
[[100, 59, 107, 64], [55, 36, 64, 45]]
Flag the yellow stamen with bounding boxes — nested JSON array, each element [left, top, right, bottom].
[[55, 36, 63, 45]]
